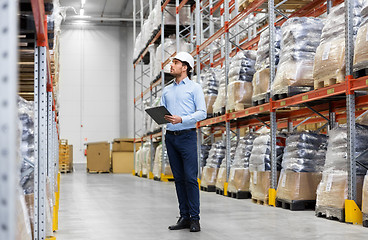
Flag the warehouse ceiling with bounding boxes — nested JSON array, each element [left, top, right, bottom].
[[59, 0, 149, 23]]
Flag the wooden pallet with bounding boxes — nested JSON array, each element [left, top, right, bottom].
[[226, 103, 251, 113], [200, 185, 216, 192], [227, 191, 251, 199], [251, 198, 269, 206], [272, 86, 314, 101], [314, 77, 344, 90], [363, 213, 368, 228], [275, 198, 316, 211], [252, 92, 270, 106], [315, 205, 345, 222], [216, 188, 224, 196], [87, 170, 110, 174]]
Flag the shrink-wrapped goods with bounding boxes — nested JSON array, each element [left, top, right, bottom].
[[201, 141, 226, 187], [272, 17, 324, 95], [362, 174, 368, 214], [314, 2, 362, 87], [255, 27, 281, 71], [152, 143, 172, 178], [227, 51, 256, 110], [276, 132, 327, 201], [354, 2, 368, 72], [200, 144, 212, 168], [216, 140, 238, 190], [212, 67, 226, 114], [228, 134, 258, 193], [316, 124, 368, 210], [202, 67, 221, 115]]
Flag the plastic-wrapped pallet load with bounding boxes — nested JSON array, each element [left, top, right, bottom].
[[276, 132, 327, 203], [200, 144, 212, 168], [314, 2, 362, 89], [272, 17, 324, 95], [227, 134, 258, 196], [215, 139, 238, 191], [227, 50, 256, 111], [148, 96, 162, 134], [135, 145, 143, 175], [316, 124, 368, 218], [354, 1, 368, 73], [252, 27, 281, 103], [202, 67, 221, 116], [363, 173, 368, 225], [249, 134, 285, 202], [200, 140, 226, 191], [17, 97, 34, 239], [152, 143, 172, 179], [140, 142, 152, 177], [212, 67, 226, 115]]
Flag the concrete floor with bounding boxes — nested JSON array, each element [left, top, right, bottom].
[[56, 164, 368, 240]]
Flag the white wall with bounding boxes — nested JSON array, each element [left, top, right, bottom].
[[59, 25, 121, 163]]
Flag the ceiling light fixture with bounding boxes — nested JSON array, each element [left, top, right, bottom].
[[80, 8, 85, 16], [81, 0, 86, 7]]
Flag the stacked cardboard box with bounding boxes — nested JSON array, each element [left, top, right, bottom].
[[111, 138, 135, 173], [87, 142, 111, 173]]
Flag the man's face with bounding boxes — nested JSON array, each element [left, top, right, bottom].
[[170, 59, 187, 77]]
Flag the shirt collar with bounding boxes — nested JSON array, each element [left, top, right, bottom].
[[174, 77, 189, 85]]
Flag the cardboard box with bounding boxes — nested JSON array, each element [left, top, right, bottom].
[[250, 171, 280, 201], [112, 152, 134, 173], [316, 172, 364, 209], [87, 142, 111, 172], [200, 166, 219, 187], [276, 171, 322, 201], [215, 167, 227, 190], [227, 168, 250, 193], [112, 138, 135, 152], [68, 145, 73, 171], [363, 175, 368, 214]]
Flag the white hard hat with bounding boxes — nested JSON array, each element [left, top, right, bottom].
[[173, 52, 195, 70]]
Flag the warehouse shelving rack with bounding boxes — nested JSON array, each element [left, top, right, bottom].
[[1, 0, 61, 239], [132, 0, 366, 225], [133, 0, 200, 180]]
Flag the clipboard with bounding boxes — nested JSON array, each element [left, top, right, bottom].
[[145, 106, 172, 125]]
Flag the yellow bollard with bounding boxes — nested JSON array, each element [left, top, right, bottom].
[[268, 188, 277, 207], [345, 199, 363, 225]]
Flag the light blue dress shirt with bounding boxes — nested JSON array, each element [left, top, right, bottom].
[[161, 77, 207, 131]]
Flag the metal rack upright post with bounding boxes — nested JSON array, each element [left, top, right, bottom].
[[0, 0, 18, 239]]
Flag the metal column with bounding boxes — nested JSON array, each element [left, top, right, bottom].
[[34, 46, 48, 240], [0, 0, 17, 239], [268, 0, 278, 206], [47, 89, 54, 203], [161, 3, 166, 176], [345, 0, 356, 203], [176, 0, 180, 51], [224, 0, 231, 186], [195, 0, 201, 82]]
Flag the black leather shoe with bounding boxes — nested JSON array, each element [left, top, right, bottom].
[[190, 219, 201, 232], [168, 217, 191, 230]]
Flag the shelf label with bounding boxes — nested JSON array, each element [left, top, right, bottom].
[[281, 173, 287, 188], [325, 174, 333, 192], [259, 106, 264, 111], [245, 110, 249, 115], [253, 173, 257, 185], [366, 79, 368, 85], [327, 88, 335, 94], [219, 117, 223, 121], [281, 101, 286, 106], [302, 95, 308, 101], [232, 114, 236, 118]]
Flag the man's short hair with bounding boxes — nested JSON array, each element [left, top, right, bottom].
[[181, 61, 192, 78]]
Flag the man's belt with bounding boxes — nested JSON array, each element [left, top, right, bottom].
[[166, 128, 196, 136]]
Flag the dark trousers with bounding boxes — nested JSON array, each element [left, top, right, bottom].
[[165, 130, 200, 220]]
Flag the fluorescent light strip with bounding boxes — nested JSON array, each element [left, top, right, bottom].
[[80, 8, 84, 16]]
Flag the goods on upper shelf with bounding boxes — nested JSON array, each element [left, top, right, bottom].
[[276, 132, 327, 202], [212, 67, 226, 115], [200, 144, 212, 168], [252, 27, 281, 102], [354, 1, 368, 72], [314, 2, 362, 88], [227, 50, 256, 111], [272, 17, 324, 95], [201, 67, 221, 116], [133, 0, 191, 62]]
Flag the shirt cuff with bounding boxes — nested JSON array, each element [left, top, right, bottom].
[[181, 115, 190, 124]]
